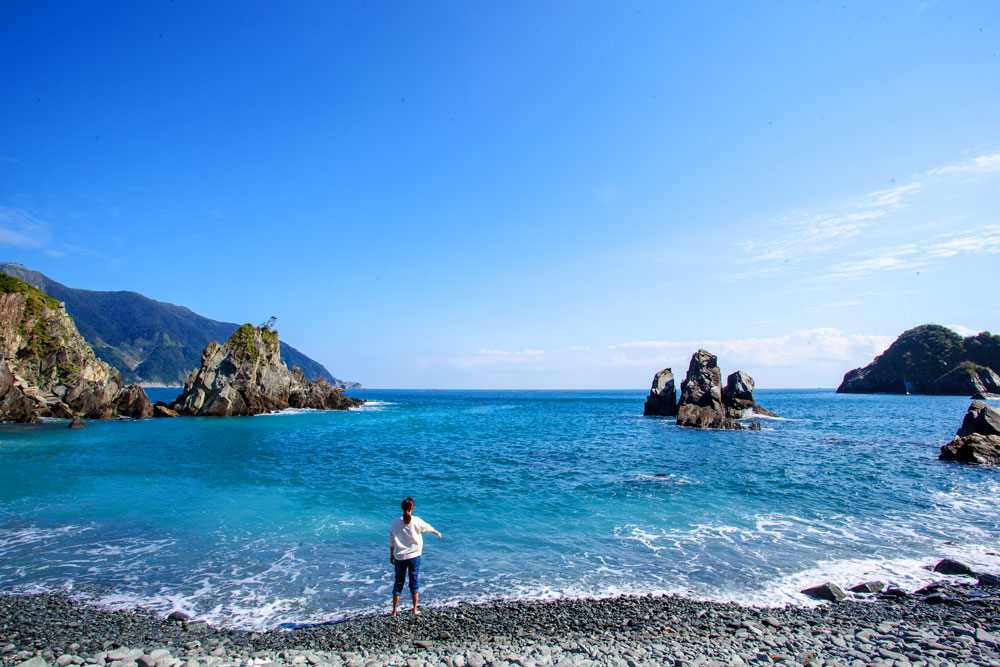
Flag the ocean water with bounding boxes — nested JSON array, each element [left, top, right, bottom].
[[0, 389, 998, 630]]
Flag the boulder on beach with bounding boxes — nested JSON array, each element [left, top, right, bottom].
[[849, 581, 885, 594], [0, 274, 154, 423], [801, 582, 846, 602], [939, 402, 1000, 466], [933, 558, 974, 576], [169, 323, 363, 417], [643, 368, 678, 417]]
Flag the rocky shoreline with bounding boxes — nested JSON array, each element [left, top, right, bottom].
[[3, 585, 999, 667]]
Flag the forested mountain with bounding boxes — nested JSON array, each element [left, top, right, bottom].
[[0, 263, 360, 388]]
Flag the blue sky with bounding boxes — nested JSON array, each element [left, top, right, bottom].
[[1, 1, 998, 388]]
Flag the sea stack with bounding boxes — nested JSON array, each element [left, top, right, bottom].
[[673, 350, 777, 429], [939, 401, 1000, 465], [170, 323, 363, 416], [643, 368, 678, 416], [0, 274, 153, 422]]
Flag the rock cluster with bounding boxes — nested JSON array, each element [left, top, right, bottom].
[[642, 368, 677, 416], [0, 275, 152, 423], [674, 350, 777, 429], [169, 324, 362, 417], [939, 401, 1000, 465], [3, 585, 999, 667]]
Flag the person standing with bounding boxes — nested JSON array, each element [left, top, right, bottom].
[[389, 497, 441, 616]]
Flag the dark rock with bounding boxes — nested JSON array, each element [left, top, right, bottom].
[[978, 573, 1000, 587], [800, 583, 846, 602], [923, 593, 950, 604], [940, 402, 1000, 466], [933, 558, 974, 575], [642, 368, 678, 417], [676, 350, 736, 429], [849, 581, 885, 594], [956, 401, 1000, 437], [748, 422, 762, 431], [170, 324, 363, 417], [167, 611, 191, 622], [721, 370, 777, 418], [880, 587, 909, 599], [67, 417, 85, 429]]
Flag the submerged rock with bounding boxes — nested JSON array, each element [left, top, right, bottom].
[[0, 274, 154, 423], [67, 417, 85, 429], [642, 368, 678, 417], [152, 402, 179, 418], [170, 323, 363, 417], [939, 402, 1000, 466]]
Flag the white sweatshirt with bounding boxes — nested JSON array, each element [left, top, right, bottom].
[[390, 515, 435, 560]]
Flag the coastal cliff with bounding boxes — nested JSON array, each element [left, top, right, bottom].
[[170, 323, 363, 416], [0, 275, 152, 422], [838, 325, 1000, 396]]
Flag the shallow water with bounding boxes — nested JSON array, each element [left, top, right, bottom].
[[0, 389, 997, 629]]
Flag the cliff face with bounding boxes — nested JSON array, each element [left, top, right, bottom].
[[170, 324, 363, 416], [837, 325, 1000, 396], [0, 275, 152, 422]]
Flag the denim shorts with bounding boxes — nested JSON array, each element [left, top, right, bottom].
[[392, 555, 421, 594]]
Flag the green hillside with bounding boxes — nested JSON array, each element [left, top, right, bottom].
[[0, 263, 360, 388]]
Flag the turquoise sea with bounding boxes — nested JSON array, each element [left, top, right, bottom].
[[0, 389, 998, 629]]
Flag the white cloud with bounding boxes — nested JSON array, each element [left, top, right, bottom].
[[947, 324, 981, 337], [925, 224, 1000, 258], [434, 328, 893, 375], [0, 206, 50, 249], [926, 152, 1000, 177]]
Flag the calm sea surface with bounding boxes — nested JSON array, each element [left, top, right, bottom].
[[0, 389, 998, 629]]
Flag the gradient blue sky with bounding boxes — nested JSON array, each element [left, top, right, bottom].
[[1, 1, 998, 388]]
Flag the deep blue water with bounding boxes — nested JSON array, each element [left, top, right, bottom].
[[0, 389, 998, 629]]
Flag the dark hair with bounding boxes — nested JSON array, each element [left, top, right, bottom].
[[401, 497, 415, 525]]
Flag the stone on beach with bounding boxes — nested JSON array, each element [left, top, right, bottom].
[[933, 558, 975, 575], [800, 582, 846, 602], [848, 581, 885, 594]]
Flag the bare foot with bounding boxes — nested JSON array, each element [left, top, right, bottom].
[[391, 610, 397, 617], [413, 608, 420, 615]]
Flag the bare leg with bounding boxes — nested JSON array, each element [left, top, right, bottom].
[[391, 594, 399, 617], [412, 592, 419, 614]]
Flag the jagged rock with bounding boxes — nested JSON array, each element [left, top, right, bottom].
[[0, 275, 153, 422], [801, 582, 846, 602], [67, 417, 85, 429], [722, 370, 778, 419], [933, 558, 974, 575], [748, 422, 762, 431], [642, 368, 678, 417], [940, 402, 1000, 465], [849, 581, 885, 594], [112, 383, 153, 419], [170, 324, 363, 417], [152, 402, 180, 418], [979, 573, 1000, 587], [676, 350, 735, 429], [971, 391, 999, 399]]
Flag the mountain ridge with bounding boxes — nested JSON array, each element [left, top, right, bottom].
[[0, 263, 361, 389]]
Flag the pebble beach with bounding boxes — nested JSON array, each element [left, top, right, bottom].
[[3, 578, 999, 667]]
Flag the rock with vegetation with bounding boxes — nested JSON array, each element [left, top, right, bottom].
[[642, 368, 678, 416], [0, 262, 362, 389], [170, 323, 363, 416], [837, 324, 1000, 395], [0, 274, 153, 422], [939, 401, 1000, 466]]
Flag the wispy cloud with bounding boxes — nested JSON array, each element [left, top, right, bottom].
[[428, 328, 895, 374], [0, 206, 51, 250], [925, 152, 1000, 178]]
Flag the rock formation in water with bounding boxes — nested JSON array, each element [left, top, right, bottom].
[[642, 368, 678, 416], [0, 275, 153, 422], [674, 350, 777, 429], [169, 323, 363, 416], [939, 401, 1000, 466], [838, 325, 1000, 396]]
